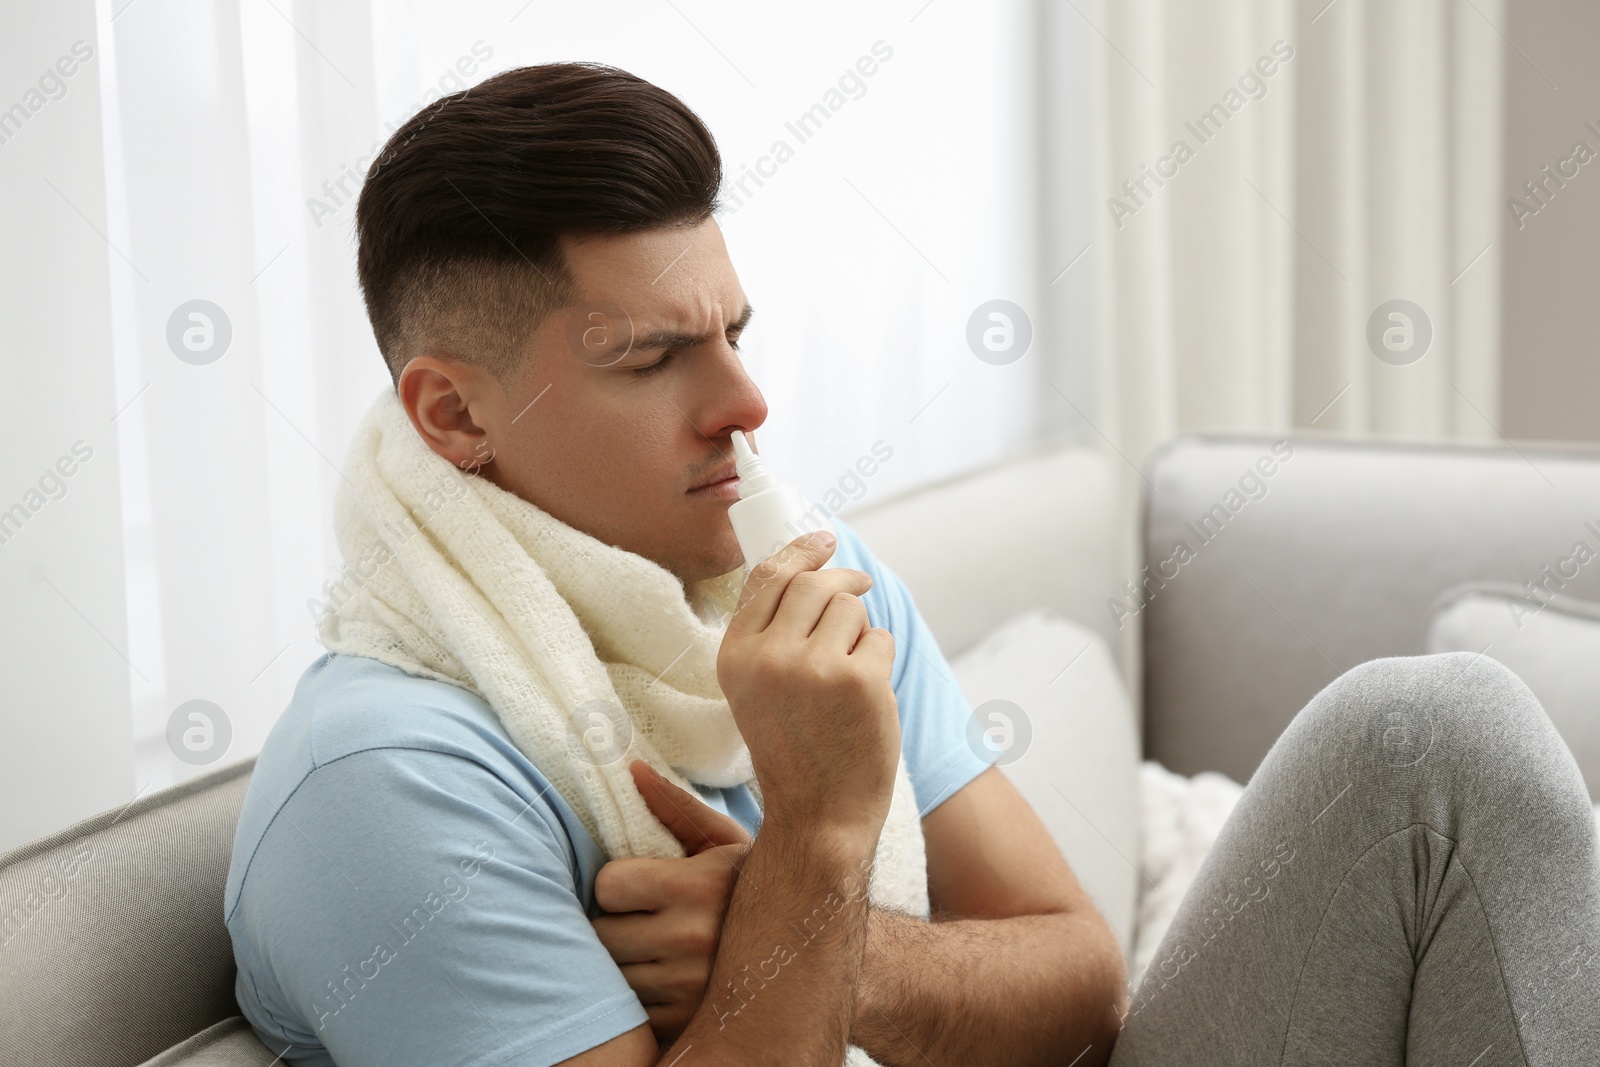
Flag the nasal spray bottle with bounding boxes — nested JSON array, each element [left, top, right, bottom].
[[727, 430, 837, 573]]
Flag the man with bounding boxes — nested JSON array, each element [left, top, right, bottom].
[[225, 61, 1127, 1067]]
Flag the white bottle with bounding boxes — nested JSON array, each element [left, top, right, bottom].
[[727, 430, 837, 572]]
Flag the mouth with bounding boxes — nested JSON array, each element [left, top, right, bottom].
[[688, 464, 740, 495]]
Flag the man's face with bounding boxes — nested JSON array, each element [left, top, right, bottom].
[[472, 217, 767, 585]]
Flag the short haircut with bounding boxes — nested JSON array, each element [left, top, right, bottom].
[[355, 62, 724, 384]]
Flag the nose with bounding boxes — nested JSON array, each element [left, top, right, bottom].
[[695, 340, 768, 448]]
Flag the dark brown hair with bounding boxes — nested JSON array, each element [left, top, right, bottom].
[[356, 62, 723, 384]]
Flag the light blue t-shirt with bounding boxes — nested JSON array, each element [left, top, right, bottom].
[[225, 515, 992, 1067]]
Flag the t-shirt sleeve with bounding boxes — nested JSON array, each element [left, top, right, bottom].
[[228, 746, 648, 1067], [829, 516, 995, 816]]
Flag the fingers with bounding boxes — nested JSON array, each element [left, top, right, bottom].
[[592, 913, 720, 968], [592, 912, 660, 964], [809, 588, 873, 654], [593, 841, 744, 916], [766, 567, 873, 642], [593, 857, 667, 914], [619, 959, 708, 1005], [850, 625, 896, 668], [631, 760, 753, 852], [726, 531, 839, 636]]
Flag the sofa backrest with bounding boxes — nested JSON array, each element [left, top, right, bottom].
[[0, 758, 257, 1066], [842, 440, 1125, 666], [1141, 432, 1600, 786]]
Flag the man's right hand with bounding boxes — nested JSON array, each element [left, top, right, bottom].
[[563, 530, 899, 1067], [715, 529, 901, 842]]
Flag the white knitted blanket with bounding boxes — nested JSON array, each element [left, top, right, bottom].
[[319, 388, 927, 1063]]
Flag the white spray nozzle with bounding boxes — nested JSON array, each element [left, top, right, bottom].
[[730, 430, 777, 497]]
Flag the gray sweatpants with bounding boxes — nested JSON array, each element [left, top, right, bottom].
[[1108, 652, 1600, 1065]]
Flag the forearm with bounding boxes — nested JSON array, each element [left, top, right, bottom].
[[662, 821, 877, 1065], [850, 907, 1127, 1067]]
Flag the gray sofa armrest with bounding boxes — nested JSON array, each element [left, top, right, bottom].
[[0, 759, 260, 1066], [136, 1017, 281, 1066], [1140, 432, 1600, 786]]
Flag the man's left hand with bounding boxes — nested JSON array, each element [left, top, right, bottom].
[[591, 760, 753, 1047]]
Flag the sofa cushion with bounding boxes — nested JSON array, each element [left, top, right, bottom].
[[948, 608, 1140, 960], [1424, 580, 1600, 800], [0, 759, 259, 1066], [137, 1017, 279, 1066]]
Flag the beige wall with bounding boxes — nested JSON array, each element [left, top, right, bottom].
[[1502, 1, 1600, 442]]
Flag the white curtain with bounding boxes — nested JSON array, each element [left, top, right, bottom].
[[62, 0, 1044, 809], [1075, 0, 1504, 482], [5, 0, 1506, 844], [1036, 0, 1506, 692]]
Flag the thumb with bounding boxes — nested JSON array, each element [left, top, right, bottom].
[[629, 760, 753, 854]]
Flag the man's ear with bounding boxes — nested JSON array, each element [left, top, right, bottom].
[[396, 355, 498, 474]]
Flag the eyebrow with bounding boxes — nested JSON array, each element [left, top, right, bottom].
[[627, 302, 755, 353]]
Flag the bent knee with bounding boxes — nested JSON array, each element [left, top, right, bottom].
[[1286, 652, 1548, 758], [1314, 651, 1542, 741], [1330, 650, 1543, 736], [1309, 651, 1585, 809]]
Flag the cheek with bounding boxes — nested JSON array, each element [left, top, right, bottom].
[[573, 404, 682, 499], [509, 381, 691, 502], [625, 419, 691, 489], [609, 391, 689, 457]]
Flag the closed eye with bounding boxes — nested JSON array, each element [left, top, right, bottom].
[[631, 331, 743, 378], [631, 352, 675, 378]]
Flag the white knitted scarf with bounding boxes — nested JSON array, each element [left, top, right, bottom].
[[319, 389, 927, 1063]]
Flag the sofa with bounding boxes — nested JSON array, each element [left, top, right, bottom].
[[6, 430, 1600, 1065]]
